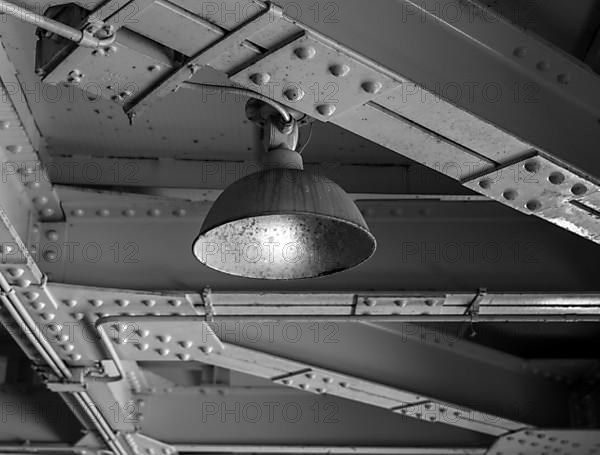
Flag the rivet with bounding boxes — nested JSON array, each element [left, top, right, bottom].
[[46, 230, 59, 241], [0, 120, 10, 129], [142, 299, 156, 307], [63, 299, 77, 308], [502, 190, 518, 201], [137, 343, 149, 351], [1, 244, 14, 254], [73, 313, 85, 320], [158, 335, 172, 343], [548, 172, 565, 185], [200, 346, 214, 354], [425, 299, 436, 307], [305, 373, 316, 379], [24, 291, 39, 301], [513, 46, 528, 58], [294, 46, 316, 60], [90, 299, 104, 307], [536, 61, 550, 71], [316, 104, 336, 117], [70, 354, 82, 361], [116, 299, 130, 307], [526, 199, 542, 212], [34, 196, 49, 206], [26, 181, 41, 189], [524, 160, 541, 174], [47, 323, 62, 334], [157, 348, 170, 356], [364, 298, 376, 307], [282, 379, 293, 386], [298, 383, 309, 390], [42, 313, 56, 321], [394, 299, 407, 307], [177, 353, 191, 361], [478, 179, 493, 190], [571, 183, 588, 196], [105, 45, 118, 55], [179, 341, 193, 348], [97, 209, 110, 217], [557, 73, 571, 85], [63, 343, 75, 352], [41, 208, 55, 218], [173, 208, 187, 217], [329, 64, 350, 77], [7, 268, 25, 278], [137, 329, 150, 337], [283, 86, 305, 102], [6, 145, 22, 153], [169, 299, 182, 307], [15, 279, 31, 288], [148, 208, 161, 217], [120, 90, 132, 98], [361, 81, 383, 94], [92, 48, 106, 57], [71, 209, 85, 217], [249, 72, 271, 86], [123, 209, 136, 217], [148, 64, 162, 72], [322, 377, 333, 384], [31, 301, 46, 311]]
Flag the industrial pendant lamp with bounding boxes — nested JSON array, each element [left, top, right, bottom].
[[192, 96, 376, 280]]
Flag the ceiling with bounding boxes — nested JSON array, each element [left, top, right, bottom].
[[1, 0, 600, 454]]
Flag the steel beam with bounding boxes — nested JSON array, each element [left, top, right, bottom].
[[0, 38, 63, 223], [47, 155, 466, 195], [34, 187, 600, 292]]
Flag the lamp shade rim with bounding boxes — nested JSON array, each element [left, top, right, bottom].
[[193, 212, 377, 280]]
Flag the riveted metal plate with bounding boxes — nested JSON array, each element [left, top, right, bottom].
[[272, 368, 421, 408], [42, 28, 174, 106], [464, 154, 600, 244], [355, 295, 446, 316], [123, 433, 176, 455], [0, 84, 62, 222], [394, 401, 524, 436], [19, 284, 200, 365], [486, 429, 600, 455], [231, 32, 400, 122], [110, 319, 223, 361]]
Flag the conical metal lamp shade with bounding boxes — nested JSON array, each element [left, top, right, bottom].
[[193, 168, 376, 279]]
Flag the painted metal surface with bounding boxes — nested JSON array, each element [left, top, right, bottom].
[[1, 0, 600, 453]]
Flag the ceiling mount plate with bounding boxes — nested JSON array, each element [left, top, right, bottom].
[[464, 154, 600, 244], [231, 32, 400, 122]]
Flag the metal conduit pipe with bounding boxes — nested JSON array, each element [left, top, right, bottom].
[[0, 276, 127, 455], [0, 0, 116, 48]]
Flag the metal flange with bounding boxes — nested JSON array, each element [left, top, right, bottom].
[[464, 154, 600, 244]]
